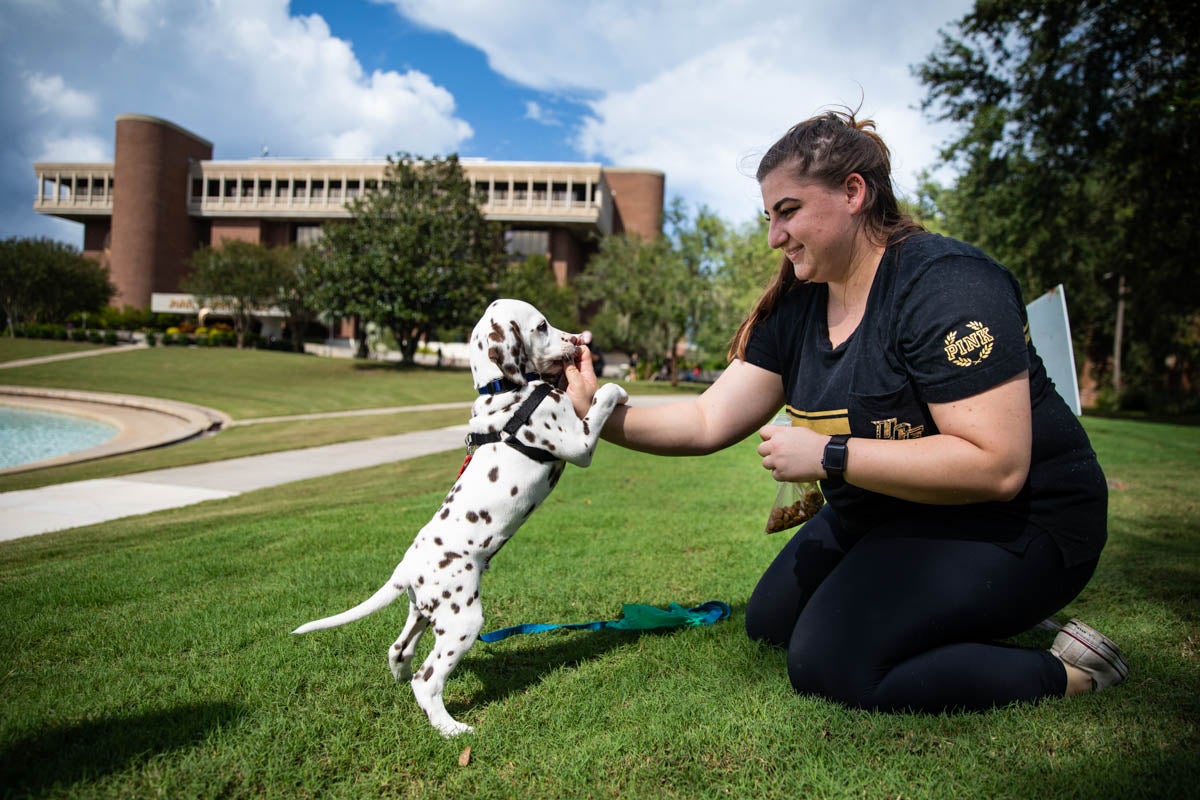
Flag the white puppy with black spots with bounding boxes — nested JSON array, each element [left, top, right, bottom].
[[293, 299, 628, 736]]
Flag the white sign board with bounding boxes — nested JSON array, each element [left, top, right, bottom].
[[1026, 284, 1082, 415], [150, 293, 286, 318]]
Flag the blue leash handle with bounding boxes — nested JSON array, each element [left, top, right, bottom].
[[479, 600, 731, 643]]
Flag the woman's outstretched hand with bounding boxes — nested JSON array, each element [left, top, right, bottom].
[[563, 344, 598, 419]]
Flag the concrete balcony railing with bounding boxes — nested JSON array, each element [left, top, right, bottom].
[[186, 160, 613, 232], [33, 163, 115, 217], [188, 160, 615, 233], [35, 159, 615, 235]]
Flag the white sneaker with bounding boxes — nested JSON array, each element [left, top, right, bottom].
[[1050, 618, 1130, 691]]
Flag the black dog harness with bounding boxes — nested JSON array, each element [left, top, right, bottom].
[[465, 381, 559, 463]]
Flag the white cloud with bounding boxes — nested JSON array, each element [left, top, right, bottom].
[[99, 0, 167, 43], [24, 73, 98, 119], [35, 134, 109, 163], [390, 0, 767, 93], [387, 0, 973, 224], [180, 2, 473, 158], [524, 101, 560, 126]]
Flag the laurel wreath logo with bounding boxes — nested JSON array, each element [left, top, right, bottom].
[[944, 320, 994, 367]]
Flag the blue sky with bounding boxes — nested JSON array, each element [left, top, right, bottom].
[[1, 0, 975, 245]]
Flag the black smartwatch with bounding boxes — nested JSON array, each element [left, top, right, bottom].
[[822, 434, 851, 480]]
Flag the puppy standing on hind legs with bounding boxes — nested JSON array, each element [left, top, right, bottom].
[[292, 299, 628, 737]]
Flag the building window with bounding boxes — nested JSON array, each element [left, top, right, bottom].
[[505, 229, 549, 260], [296, 225, 324, 245]]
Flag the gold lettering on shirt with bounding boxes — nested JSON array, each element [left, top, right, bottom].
[[871, 418, 924, 440], [944, 321, 995, 367]]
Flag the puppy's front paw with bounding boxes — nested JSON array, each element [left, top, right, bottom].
[[597, 383, 628, 405]]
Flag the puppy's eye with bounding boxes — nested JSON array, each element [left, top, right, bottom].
[[536, 320, 548, 333]]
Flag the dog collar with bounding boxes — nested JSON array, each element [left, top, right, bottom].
[[477, 373, 541, 395]]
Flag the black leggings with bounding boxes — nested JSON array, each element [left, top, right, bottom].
[[745, 504, 1098, 712]]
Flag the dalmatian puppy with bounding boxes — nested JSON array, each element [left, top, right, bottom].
[[293, 299, 628, 737]]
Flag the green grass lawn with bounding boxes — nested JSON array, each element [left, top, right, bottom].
[[1, 411, 1197, 798], [0, 344, 478, 419], [0, 338, 105, 363]]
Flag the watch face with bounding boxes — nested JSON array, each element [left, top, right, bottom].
[[823, 436, 849, 473]]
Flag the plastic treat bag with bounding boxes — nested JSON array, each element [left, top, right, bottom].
[[765, 479, 825, 533], [764, 411, 826, 534]]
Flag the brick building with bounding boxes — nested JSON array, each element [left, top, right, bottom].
[[33, 114, 666, 312]]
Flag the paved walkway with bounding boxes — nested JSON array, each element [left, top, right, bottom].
[[0, 342, 148, 370], [0, 424, 470, 541]]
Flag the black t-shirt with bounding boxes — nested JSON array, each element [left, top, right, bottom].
[[745, 232, 1107, 566]]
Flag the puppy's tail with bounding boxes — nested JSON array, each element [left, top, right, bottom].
[[292, 573, 407, 635]]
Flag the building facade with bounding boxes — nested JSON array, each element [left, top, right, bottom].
[[33, 114, 666, 310]]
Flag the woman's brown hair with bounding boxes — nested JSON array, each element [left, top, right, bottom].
[[727, 107, 924, 361]]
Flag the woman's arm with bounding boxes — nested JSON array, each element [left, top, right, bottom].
[[758, 372, 1032, 504], [565, 349, 786, 456]]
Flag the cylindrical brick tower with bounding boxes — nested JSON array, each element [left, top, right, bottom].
[[109, 114, 212, 308]]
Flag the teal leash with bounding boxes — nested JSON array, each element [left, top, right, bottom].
[[479, 600, 731, 643]]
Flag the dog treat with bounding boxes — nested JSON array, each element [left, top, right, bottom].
[[765, 482, 825, 534]]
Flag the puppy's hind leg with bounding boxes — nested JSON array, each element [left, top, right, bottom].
[[389, 599, 428, 682], [409, 606, 485, 737]]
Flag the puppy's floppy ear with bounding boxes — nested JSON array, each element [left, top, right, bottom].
[[487, 316, 523, 378], [507, 320, 530, 372]]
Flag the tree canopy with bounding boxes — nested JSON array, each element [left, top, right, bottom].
[[916, 0, 1200, 409], [314, 154, 505, 363], [0, 237, 114, 336], [184, 240, 288, 349], [497, 254, 579, 333]]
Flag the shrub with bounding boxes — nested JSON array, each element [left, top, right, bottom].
[[143, 331, 158, 347], [87, 330, 103, 344], [70, 329, 88, 342], [103, 330, 118, 345], [99, 305, 155, 331]]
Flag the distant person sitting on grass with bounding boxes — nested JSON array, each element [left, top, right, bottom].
[[561, 107, 1127, 712]]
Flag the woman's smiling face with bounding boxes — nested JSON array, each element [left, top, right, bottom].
[[760, 165, 863, 284]]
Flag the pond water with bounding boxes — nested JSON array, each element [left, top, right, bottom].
[[0, 406, 118, 469]]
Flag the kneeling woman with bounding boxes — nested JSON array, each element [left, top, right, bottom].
[[563, 109, 1127, 711]]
